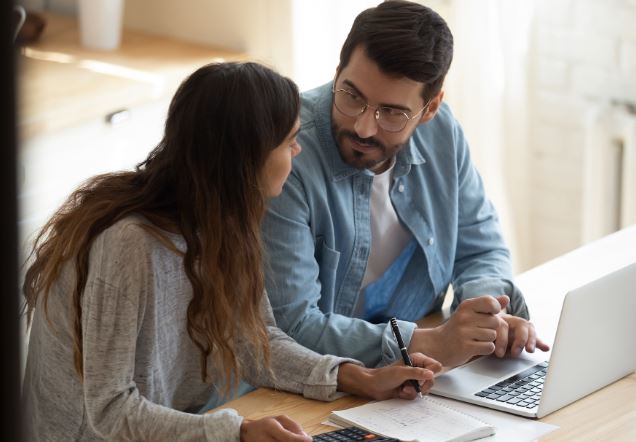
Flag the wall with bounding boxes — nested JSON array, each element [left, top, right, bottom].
[[123, 0, 294, 77], [528, 0, 636, 266]]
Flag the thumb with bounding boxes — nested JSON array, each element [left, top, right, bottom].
[[496, 295, 510, 311]]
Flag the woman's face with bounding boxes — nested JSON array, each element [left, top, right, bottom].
[[262, 118, 302, 197]]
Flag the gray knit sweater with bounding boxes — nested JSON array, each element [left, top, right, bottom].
[[23, 217, 357, 441]]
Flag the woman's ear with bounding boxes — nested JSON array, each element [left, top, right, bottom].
[[419, 90, 444, 124]]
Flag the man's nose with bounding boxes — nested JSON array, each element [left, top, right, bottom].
[[353, 107, 379, 139]]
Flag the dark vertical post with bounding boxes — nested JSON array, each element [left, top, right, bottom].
[[1, 1, 22, 440]]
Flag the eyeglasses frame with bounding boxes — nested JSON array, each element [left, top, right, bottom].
[[331, 85, 432, 133]]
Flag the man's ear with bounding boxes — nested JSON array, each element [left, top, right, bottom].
[[419, 90, 444, 124]]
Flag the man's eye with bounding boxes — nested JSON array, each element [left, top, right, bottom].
[[346, 91, 362, 101], [380, 107, 405, 117]]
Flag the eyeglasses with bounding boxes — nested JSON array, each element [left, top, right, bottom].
[[332, 87, 431, 133]]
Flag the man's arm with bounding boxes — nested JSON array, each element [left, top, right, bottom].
[[407, 116, 550, 368], [262, 172, 407, 367], [407, 119, 550, 367], [449, 120, 529, 318]]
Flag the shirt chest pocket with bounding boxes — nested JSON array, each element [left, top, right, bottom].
[[314, 239, 340, 311]]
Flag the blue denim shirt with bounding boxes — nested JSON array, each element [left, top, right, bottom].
[[262, 82, 529, 367]]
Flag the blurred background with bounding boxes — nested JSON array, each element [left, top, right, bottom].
[[15, 0, 636, 279]]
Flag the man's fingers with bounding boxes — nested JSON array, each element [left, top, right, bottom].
[[494, 318, 509, 357], [471, 341, 496, 356], [472, 328, 497, 342], [535, 337, 551, 352], [473, 315, 501, 330], [524, 325, 537, 353], [463, 296, 506, 315], [510, 325, 529, 357], [496, 294, 510, 310]]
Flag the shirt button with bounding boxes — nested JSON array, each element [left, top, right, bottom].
[[427, 237, 434, 246], [398, 184, 405, 192]]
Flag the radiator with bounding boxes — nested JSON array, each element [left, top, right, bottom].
[[582, 102, 636, 242]]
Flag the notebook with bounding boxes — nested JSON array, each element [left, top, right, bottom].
[[430, 261, 636, 418], [329, 396, 495, 442]]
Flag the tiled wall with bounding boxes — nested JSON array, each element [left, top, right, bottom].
[[528, 0, 636, 266]]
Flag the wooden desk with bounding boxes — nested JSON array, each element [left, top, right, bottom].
[[218, 226, 636, 440]]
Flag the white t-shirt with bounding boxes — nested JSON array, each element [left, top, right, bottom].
[[355, 162, 412, 318]]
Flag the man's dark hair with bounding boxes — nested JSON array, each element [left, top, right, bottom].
[[339, 0, 454, 101]]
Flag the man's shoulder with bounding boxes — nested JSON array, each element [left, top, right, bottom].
[[295, 83, 333, 169], [410, 101, 462, 150], [299, 82, 330, 125], [300, 82, 330, 107], [420, 101, 457, 134]]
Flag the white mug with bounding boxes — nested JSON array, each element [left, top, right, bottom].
[[78, 0, 125, 50]]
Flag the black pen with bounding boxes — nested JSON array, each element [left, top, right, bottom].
[[390, 317, 423, 398]]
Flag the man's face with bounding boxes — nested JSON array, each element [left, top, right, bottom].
[[331, 45, 437, 173]]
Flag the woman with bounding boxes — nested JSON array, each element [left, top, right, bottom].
[[22, 62, 441, 441]]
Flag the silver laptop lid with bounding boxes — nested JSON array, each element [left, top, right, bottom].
[[537, 261, 636, 417]]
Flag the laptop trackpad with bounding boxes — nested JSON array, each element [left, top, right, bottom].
[[433, 354, 542, 395], [464, 355, 540, 379]]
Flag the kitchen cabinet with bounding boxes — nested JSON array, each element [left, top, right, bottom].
[[18, 97, 170, 259]]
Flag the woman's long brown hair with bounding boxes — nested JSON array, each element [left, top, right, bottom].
[[22, 62, 300, 392]]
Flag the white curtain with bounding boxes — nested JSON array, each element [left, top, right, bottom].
[[291, 0, 380, 91], [444, 0, 536, 272]]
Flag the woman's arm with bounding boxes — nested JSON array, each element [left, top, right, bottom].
[[241, 295, 442, 402]]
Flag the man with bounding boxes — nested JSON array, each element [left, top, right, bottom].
[[262, 0, 548, 368]]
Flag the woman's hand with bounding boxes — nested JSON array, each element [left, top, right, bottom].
[[337, 353, 442, 400], [240, 415, 311, 442]]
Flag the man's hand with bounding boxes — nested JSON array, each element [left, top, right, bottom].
[[409, 295, 550, 368], [408, 295, 510, 368], [337, 353, 442, 400], [494, 313, 550, 358]]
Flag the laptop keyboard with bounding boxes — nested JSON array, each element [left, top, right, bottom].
[[474, 361, 549, 409]]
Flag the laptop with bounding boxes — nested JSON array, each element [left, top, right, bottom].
[[430, 261, 636, 418]]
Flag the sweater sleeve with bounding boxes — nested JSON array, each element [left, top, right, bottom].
[[80, 225, 243, 441], [239, 295, 363, 401]]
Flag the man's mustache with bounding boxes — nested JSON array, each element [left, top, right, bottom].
[[341, 130, 385, 150]]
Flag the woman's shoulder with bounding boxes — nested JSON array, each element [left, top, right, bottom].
[[93, 215, 184, 259], [100, 215, 154, 244]]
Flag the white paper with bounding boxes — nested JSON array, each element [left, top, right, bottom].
[[327, 396, 558, 442], [429, 396, 559, 442], [331, 396, 495, 442]]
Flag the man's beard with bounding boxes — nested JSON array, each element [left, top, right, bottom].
[[331, 121, 403, 171]]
